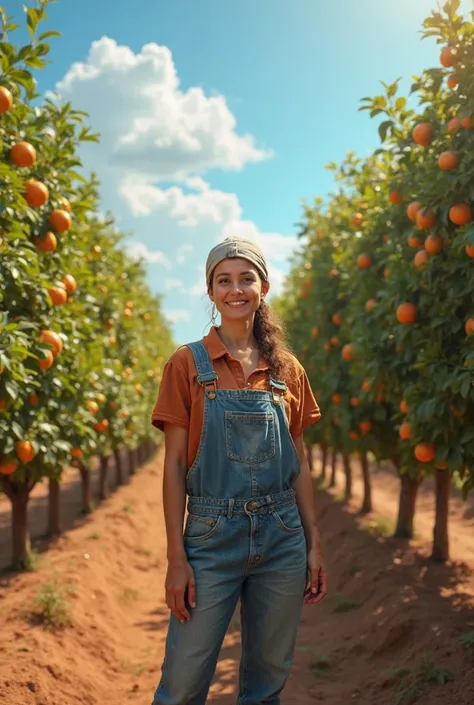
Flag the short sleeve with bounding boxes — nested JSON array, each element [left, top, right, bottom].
[[151, 359, 191, 431], [290, 368, 321, 437]]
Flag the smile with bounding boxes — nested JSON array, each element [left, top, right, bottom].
[[226, 301, 248, 308]]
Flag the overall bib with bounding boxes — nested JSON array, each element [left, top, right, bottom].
[[152, 341, 307, 705]]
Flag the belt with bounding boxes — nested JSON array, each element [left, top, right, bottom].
[[187, 488, 296, 519]]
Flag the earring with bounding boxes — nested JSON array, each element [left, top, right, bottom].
[[211, 303, 218, 325]]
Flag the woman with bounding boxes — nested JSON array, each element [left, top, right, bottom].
[[150, 236, 327, 705]]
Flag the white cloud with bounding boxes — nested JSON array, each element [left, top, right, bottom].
[[54, 37, 271, 182], [119, 176, 240, 225], [176, 244, 194, 264], [126, 242, 171, 269], [164, 278, 185, 291], [164, 308, 191, 323]]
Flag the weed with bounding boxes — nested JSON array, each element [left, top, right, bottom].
[[310, 654, 331, 677], [26, 578, 72, 629], [329, 593, 361, 613], [384, 657, 454, 705]]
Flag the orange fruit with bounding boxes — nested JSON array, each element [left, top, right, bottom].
[[424, 234, 444, 254], [96, 393, 106, 403], [399, 400, 408, 414], [62, 274, 77, 295], [436, 461, 449, 471], [349, 432, 359, 441], [342, 343, 354, 361], [359, 420, 372, 434], [407, 201, 421, 221], [408, 235, 423, 249], [0, 460, 17, 476], [10, 141, 36, 167], [447, 74, 459, 89], [465, 318, 474, 336], [71, 448, 83, 459], [396, 303, 417, 325], [332, 313, 342, 326], [361, 379, 371, 393], [389, 190, 403, 204], [34, 231, 57, 253], [357, 253, 372, 269], [461, 117, 473, 129], [440, 46, 457, 68], [414, 250, 429, 269], [365, 298, 376, 312], [49, 208, 72, 233], [383, 267, 390, 279], [350, 397, 360, 407], [86, 400, 99, 414], [449, 203, 472, 226], [415, 442, 436, 463], [447, 117, 461, 132], [332, 393, 342, 404], [59, 197, 72, 212], [330, 336, 339, 346], [0, 86, 13, 113], [351, 213, 363, 228], [465, 244, 474, 258], [399, 422, 413, 440], [16, 440, 35, 464], [312, 327, 319, 337], [94, 419, 109, 433], [40, 329, 63, 357], [39, 349, 54, 370], [48, 283, 67, 306], [29, 394, 39, 405], [416, 208, 437, 230], [438, 151, 459, 170], [323, 342, 331, 352], [412, 123, 433, 146], [25, 180, 49, 207]]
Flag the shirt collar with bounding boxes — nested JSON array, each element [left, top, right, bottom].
[[203, 326, 269, 371]]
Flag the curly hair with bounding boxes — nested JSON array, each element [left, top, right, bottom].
[[253, 300, 297, 384]]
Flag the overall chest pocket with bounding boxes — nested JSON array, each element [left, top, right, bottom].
[[225, 411, 276, 464]]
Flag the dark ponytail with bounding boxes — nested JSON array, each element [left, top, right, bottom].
[[253, 301, 297, 383]]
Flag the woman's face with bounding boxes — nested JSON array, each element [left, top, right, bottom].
[[209, 257, 270, 322]]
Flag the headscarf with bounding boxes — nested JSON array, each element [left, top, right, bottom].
[[205, 237, 269, 287]]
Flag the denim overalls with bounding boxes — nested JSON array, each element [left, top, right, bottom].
[[152, 340, 307, 705]]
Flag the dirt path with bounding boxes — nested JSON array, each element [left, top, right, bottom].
[[0, 449, 473, 705]]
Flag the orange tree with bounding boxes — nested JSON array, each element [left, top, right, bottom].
[[278, 0, 474, 562], [0, 3, 173, 568]]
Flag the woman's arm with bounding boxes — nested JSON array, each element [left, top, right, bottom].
[[162, 422, 196, 622], [292, 433, 327, 604]]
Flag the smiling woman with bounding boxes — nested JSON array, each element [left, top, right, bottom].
[[149, 236, 326, 705]]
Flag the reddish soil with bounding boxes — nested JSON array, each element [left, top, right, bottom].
[[0, 448, 473, 705]]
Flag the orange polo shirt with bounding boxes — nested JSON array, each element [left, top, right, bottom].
[[151, 326, 321, 468]]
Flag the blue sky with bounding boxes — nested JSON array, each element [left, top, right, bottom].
[[5, 0, 471, 342]]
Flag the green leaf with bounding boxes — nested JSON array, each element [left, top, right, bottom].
[[5, 381, 18, 401], [460, 375, 471, 398], [378, 120, 394, 143], [38, 30, 61, 41], [11, 421, 23, 440]]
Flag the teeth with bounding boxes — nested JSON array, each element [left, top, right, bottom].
[[227, 301, 247, 307]]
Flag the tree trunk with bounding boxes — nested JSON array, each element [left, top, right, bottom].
[[320, 444, 327, 480], [0, 478, 34, 571], [329, 449, 337, 488], [305, 444, 314, 472], [135, 446, 141, 468], [47, 477, 61, 537], [431, 469, 450, 562], [128, 447, 136, 475], [114, 448, 125, 485], [360, 451, 372, 514], [342, 452, 352, 501], [99, 455, 109, 500], [394, 472, 421, 538], [78, 463, 92, 514]]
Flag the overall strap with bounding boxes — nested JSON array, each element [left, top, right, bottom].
[[269, 376, 287, 404], [186, 341, 218, 399]]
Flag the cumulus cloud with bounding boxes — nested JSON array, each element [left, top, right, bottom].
[[119, 176, 240, 225], [164, 309, 191, 323], [176, 244, 194, 264], [54, 37, 271, 182], [126, 242, 171, 269]]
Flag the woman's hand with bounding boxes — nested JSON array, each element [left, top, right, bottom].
[[304, 546, 327, 605], [165, 559, 196, 622]]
